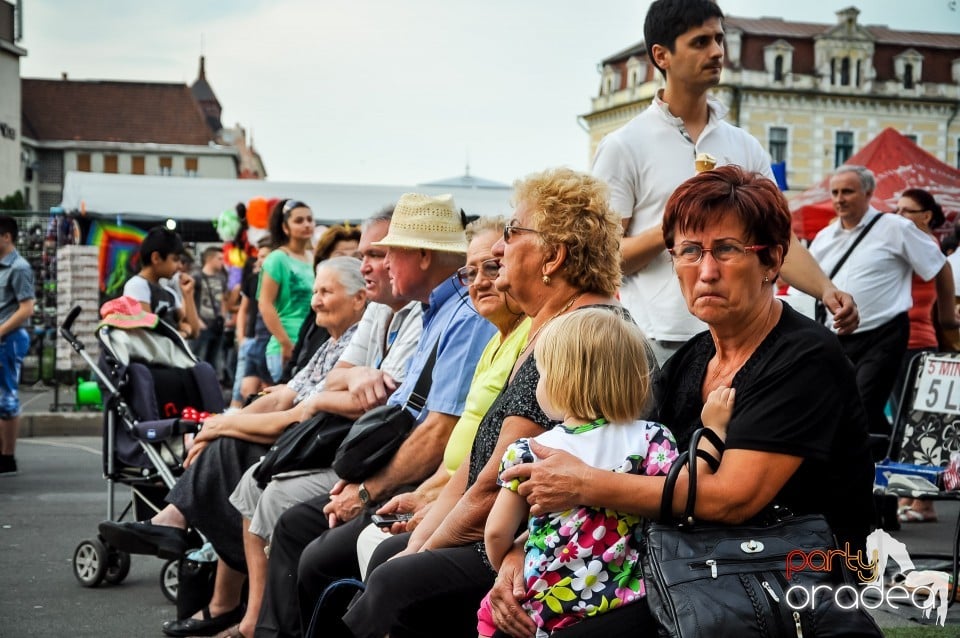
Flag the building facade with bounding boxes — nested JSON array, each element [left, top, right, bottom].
[[0, 1, 25, 203], [20, 57, 266, 212], [582, 6, 960, 194]]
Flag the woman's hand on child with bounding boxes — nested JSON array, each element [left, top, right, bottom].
[[499, 441, 590, 517], [489, 545, 536, 637]]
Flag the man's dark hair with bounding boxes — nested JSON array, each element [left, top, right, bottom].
[[0, 215, 18, 243], [139, 226, 184, 265], [644, 0, 724, 77], [201, 245, 224, 264]]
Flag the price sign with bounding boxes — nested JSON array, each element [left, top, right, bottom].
[[914, 355, 960, 414]]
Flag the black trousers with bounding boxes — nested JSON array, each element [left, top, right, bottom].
[[343, 544, 494, 638], [256, 494, 332, 638], [838, 312, 910, 455]]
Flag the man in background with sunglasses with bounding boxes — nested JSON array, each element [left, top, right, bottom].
[[591, 0, 858, 364]]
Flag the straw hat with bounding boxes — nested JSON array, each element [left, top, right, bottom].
[[99, 295, 159, 329], [372, 193, 467, 253]]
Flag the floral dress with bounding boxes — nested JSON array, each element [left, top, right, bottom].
[[497, 419, 677, 637]]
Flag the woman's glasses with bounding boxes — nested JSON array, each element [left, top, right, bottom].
[[669, 241, 768, 265], [502, 222, 544, 243], [456, 259, 501, 286], [895, 207, 926, 215]]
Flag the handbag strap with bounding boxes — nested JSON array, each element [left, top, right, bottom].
[[826, 212, 883, 280], [403, 339, 440, 414], [658, 428, 726, 525]]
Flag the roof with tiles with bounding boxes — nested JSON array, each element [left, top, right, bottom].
[[602, 13, 960, 66], [21, 78, 216, 145]]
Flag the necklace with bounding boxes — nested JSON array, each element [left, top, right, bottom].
[[518, 292, 583, 358]]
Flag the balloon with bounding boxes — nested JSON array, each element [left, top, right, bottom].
[[216, 209, 241, 242], [247, 197, 269, 229]]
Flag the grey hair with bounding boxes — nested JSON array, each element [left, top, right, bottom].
[[835, 165, 876, 194], [363, 205, 395, 231], [465, 216, 506, 243], [316, 256, 365, 295]]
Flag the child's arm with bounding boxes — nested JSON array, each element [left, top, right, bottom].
[[697, 386, 735, 473], [484, 488, 530, 571]]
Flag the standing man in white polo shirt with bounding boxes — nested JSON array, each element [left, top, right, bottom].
[[592, 0, 858, 364], [809, 165, 946, 455]]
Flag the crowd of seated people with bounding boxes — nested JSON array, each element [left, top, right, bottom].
[[99, 161, 876, 638]]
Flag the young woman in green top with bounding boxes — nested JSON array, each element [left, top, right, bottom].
[[258, 199, 315, 382]]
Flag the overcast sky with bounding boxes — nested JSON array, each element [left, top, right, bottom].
[[17, 0, 960, 186]]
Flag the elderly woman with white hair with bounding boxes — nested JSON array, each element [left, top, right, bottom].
[[100, 256, 368, 637]]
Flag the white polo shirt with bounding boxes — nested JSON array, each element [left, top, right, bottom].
[[338, 300, 422, 383], [592, 91, 774, 342], [808, 209, 944, 333]]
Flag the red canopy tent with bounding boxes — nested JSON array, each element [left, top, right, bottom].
[[789, 128, 960, 240]]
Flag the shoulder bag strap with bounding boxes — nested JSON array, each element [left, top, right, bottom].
[[403, 339, 440, 414], [202, 273, 221, 317], [827, 212, 884, 280]]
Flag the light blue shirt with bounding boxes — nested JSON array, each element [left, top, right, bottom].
[[387, 276, 497, 424]]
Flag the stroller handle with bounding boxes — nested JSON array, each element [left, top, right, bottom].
[[59, 305, 85, 352]]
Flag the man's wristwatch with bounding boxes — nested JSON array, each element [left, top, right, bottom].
[[358, 482, 371, 505]]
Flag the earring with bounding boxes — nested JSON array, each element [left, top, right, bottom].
[[542, 275, 551, 285], [763, 275, 770, 283]]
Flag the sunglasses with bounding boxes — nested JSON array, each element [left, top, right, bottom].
[[456, 259, 501, 286]]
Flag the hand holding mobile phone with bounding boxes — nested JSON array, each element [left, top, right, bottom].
[[371, 513, 413, 528]]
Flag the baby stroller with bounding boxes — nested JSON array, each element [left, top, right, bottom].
[[60, 303, 223, 600]]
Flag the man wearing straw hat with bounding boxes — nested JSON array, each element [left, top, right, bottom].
[[256, 193, 496, 638]]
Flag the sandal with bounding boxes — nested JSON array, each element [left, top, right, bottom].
[[898, 509, 938, 523]]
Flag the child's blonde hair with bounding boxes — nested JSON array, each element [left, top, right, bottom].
[[534, 309, 652, 424]]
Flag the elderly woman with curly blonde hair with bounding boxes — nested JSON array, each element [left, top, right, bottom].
[[334, 167, 646, 638]]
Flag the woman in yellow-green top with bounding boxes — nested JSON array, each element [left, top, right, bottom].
[[258, 199, 316, 383]]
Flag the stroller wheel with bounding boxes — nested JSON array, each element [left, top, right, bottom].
[[103, 548, 131, 585], [73, 538, 108, 587], [160, 558, 180, 603]]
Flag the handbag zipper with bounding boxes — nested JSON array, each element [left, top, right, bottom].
[[792, 611, 804, 637], [690, 555, 788, 578], [761, 580, 780, 602]]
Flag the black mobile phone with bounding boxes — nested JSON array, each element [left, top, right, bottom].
[[371, 513, 413, 528]]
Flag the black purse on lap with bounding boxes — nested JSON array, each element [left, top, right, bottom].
[[641, 429, 883, 638]]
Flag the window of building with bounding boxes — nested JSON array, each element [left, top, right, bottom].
[[103, 155, 118, 174], [769, 127, 788, 164], [904, 64, 914, 89], [77, 153, 91, 172], [185, 157, 198, 177], [835, 131, 854, 167], [855, 60, 861, 87], [840, 57, 850, 86], [159, 156, 173, 176], [131, 156, 145, 175], [904, 134, 917, 144], [774, 55, 784, 82], [830, 59, 836, 85]]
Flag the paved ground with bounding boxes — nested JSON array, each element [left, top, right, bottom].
[[3, 379, 960, 636]]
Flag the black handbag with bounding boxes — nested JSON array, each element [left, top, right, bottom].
[[641, 429, 883, 638], [332, 341, 439, 483], [251, 411, 355, 488]]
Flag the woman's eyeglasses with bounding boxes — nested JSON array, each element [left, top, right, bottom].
[[669, 241, 768, 265], [895, 207, 926, 215], [502, 222, 543, 243], [456, 259, 501, 286]]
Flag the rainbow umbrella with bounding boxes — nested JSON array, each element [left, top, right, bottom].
[[86, 221, 148, 297]]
